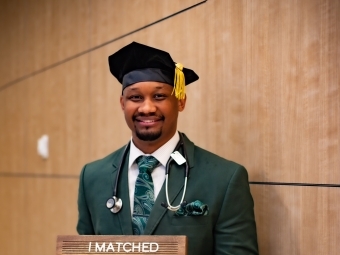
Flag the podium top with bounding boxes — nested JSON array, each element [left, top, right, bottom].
[[56, 235, 187, 255]]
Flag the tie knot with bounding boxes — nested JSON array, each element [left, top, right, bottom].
[[136, 156, 159, 174]]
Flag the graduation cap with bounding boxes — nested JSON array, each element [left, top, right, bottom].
[[108, 42, 199, 99]]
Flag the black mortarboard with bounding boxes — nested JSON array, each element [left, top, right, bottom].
[[108, 42, 199, 99]]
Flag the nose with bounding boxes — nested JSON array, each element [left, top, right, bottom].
[[138, 98, 156, 114]]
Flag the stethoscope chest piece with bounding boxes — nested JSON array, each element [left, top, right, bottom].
[[106, 196, 122, 213]]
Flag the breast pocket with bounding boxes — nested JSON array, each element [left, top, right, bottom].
[[171, 215, 209, 226]]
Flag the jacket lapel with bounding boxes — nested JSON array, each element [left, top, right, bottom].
[[111, 144, 133, 235], [144, 133, 195, 234]]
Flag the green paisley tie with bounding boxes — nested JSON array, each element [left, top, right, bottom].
[[132, 155, 159, 235]]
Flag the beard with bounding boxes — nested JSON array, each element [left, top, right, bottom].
[[133, 113, 164, 141], [135, 128, 162, 141]]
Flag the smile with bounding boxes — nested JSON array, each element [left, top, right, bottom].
[[134, 116, 164, 127], [136, 119, 161, 126], [138, 120, 157, 123]]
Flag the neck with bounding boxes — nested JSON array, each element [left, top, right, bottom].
[[132, 140, 163, 154]]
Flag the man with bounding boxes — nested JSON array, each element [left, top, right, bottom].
[[77, 42, 259, 255]]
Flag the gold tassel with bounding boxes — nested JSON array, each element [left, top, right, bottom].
[[172, 63, 186, 99]]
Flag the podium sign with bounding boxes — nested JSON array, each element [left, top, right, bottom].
[[56, 235, 187, 255]]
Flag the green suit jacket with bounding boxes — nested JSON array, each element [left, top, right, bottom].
[[77, 133, 258, 255]]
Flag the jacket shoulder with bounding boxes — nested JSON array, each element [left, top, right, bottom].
[[181, 132, 244, 171], [194, 145, 242, 169], [82, 144, 127, 174]]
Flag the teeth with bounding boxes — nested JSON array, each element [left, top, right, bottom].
[[143, 120, 155, 123]]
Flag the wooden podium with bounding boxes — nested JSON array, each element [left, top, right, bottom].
[[56, 235, 187, 254]]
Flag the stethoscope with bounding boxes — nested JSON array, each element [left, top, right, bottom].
[[106, 132, 190, 213]]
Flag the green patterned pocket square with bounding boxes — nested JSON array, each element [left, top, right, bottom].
[[175, 200, 209, 216]]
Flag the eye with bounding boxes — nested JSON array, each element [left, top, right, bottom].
[[128, 95, 143, 102], [154, 93, 167, 100]]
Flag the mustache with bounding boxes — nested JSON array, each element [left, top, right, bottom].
[[132, 113, 165, 121]]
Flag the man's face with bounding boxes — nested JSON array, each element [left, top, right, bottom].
[[120, 81, 186, 148]]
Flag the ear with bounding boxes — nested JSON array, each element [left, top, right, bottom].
[[120, 95, 125, 110], [178, 95, 187, 112]]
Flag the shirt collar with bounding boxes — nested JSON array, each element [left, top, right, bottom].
[[128, 131, 180, 168]]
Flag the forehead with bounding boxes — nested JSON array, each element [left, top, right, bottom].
[[123, 81, 173, 92]]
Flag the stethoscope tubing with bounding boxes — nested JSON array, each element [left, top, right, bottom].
[[107, 132, 190, 213], [113, 143, 130, 197], [165, 174, 188, 211]]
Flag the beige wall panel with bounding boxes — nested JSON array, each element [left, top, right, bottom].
[[90, 0, 205, 48], [0, 0, 90, 87], [0, 177, 26, 255], [241, 0, 340, 184], [189, 0, 339, 184], [0, 177, 78, 255], [0, 0, 27, 89], [24, 55, 90, 175], [0, 83, 27, 173], [251, 185, 340, 255]]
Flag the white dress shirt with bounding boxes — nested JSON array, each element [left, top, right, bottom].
[[128, 131, 180, 215]]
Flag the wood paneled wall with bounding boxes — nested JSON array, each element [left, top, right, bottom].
[[0, 0, 339, 255]]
